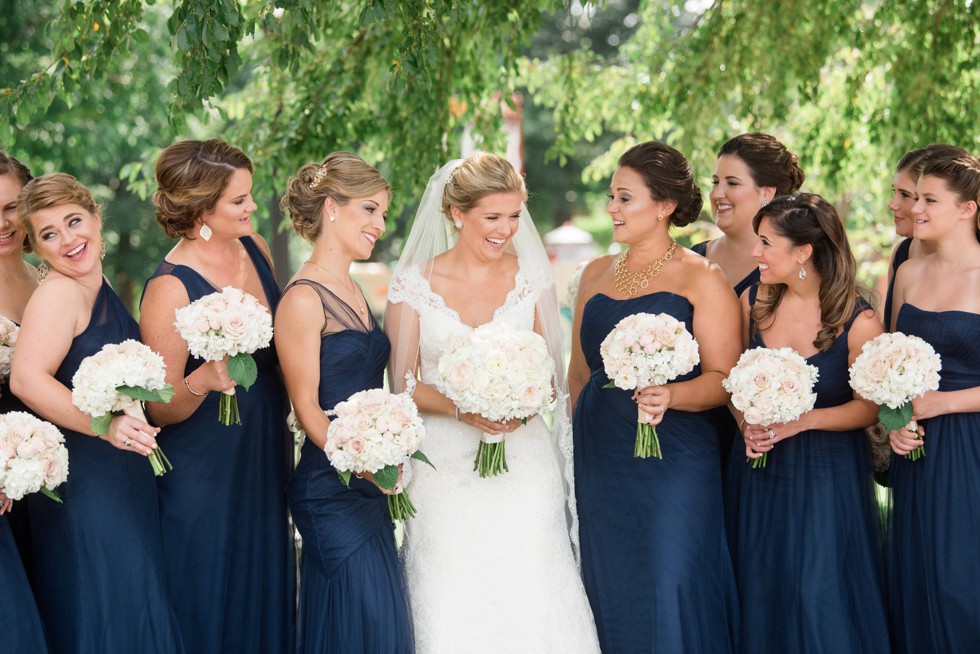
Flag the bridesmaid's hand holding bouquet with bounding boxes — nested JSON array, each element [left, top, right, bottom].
[[848, 332, 941, 461], [173, 287, 273, 426]]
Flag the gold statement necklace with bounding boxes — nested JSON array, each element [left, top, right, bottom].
[[305, 259, 366, 316], [614, 240, 678, 298]]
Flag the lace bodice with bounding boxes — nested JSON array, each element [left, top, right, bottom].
[[387, 257, 549, 385]]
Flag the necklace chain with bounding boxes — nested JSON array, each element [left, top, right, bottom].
[[614, 241, 678, 298], [305, 259, 366, 315]]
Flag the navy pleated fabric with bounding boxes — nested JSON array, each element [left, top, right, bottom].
[[889, 304, 980, 653], [284, 279, 413, 654]]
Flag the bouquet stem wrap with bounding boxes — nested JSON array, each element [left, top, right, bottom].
[[635, 407, 663, 459]]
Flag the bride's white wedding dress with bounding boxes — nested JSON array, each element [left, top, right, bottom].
[[388, 258, 600, 654]]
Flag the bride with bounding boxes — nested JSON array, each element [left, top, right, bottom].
[[385, 153, 599, 653]]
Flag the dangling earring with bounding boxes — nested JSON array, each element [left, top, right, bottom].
[[37, 260, 49, 282], [100, 240, 107, 260], [799, 266, 807, 281], [199, 222, 213, 242], [328, 215, 336, 223], [454, 219, 463, 230], [656, 214, 665, 222]]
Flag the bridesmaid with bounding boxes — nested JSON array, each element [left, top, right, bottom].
[[727, 193, 889, 653], [139, 140, 293, 653], [888, 152, 980, 653], [276, 153, 413, 653], [10, 173, 182, 653], [882, 144, 969, 329], [0, 151, 47, 654], [569, 141, 741, 652], [694, 132, 805, 296], [694, 133, 805, 469]]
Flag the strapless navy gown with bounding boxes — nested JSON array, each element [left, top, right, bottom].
[[25, 280, 183, 653], [889, 304, 980, 652], [143, 237, 293, 653], [574, 292, 738, 653], [691, 240, 757, 477], [284, 280, 413, 654], [725, 287, 888, 653]]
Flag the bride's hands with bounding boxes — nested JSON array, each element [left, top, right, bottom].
[[456, 411, 521, 436], [356, 464, 404, 496]]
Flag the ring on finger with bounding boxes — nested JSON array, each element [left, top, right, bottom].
[[125, 438, 133, 447], [767, 429, 776, 440]]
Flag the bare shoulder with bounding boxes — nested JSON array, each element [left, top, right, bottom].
[[675, 248, 734, 301], [580, 254, 615, 285], [26, 276, 86, 318], [141, 272, 190, 315], [848, 308, 884, 349], [249, 233, 273, 259], [278, 279, 323, 317]]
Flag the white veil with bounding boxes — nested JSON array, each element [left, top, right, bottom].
[[385, 158, 581, 558]]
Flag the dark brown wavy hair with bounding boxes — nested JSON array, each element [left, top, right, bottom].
[[718, 133, 805, 197], [751, 193, 859, 352]]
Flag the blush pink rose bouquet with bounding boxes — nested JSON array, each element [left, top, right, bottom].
[[0, 411, 68, 503], [71, 339, 175, 476], [848, 332, 941, 461], [436, 322, 557, 478], [0, 316, 18, 384], [600, 312, 700, 459], [723, 347, 819, 468], [173, 287, 273, 426], [324, 388, 433, 523]]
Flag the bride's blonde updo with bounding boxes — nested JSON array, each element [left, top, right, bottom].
[[281, 151, 390, 242], [441, 153, 526, 225]]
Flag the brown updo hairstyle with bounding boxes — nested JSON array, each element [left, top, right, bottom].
[[0, 151, 34, 252], [441, 152, 526, 225], [617, 141, 703, 227], [920, 152, 980, 242], [281, 152, 391, 242], [896, 143, 970, 177], [153, 139, 253, 239], [16, 173, 101, 253], [718, 132, 805, 197], [750, 193, 860, 352]]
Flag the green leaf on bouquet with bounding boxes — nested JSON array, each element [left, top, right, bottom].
[[337, 470, 351, 488], [603, 380, 617, 389], [411, 450, 436, 469], [90, 413, 113, 436], [117, 384, 176, 404], [879, 403, 914, 432], [228, 353, 258, 390], [40, 487, 63, 504], [373, 465, 399, 492]]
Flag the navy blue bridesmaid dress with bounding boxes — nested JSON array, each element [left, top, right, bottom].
[[691, 240, 759, 475], [883, 238, 912, 331], [284, 280, 413, 654], [0, 516, 47, 653], [143, 236, 293, 653], [889, 304, 980, 652], [1, 319, 35, 573], [25, 280, 183, 653], [574, 291, 738, 654], [725, 286, 889, 653]]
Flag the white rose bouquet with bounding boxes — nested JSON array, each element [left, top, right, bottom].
[[0, 315, 18, 384], [723, 347, 819, 468], [436, 322, 557, 478], [71, 339, 175, 476], [848, 332, 941, 461], [173, 287, 273, 426], [600, 312, 700, 459], [324, 388, 433, 523], [0, 411, 69, 503]]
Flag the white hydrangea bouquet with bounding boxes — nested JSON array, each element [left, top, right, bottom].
[[0, 411, 69, 503], [0, 315, 18, 384], [436, 322, 557, 478], [848, 332, 941, 461], [173, 287, 273, 426], [723, 347, 819, 468], [600, 312, 700, 459], [324, 388, 433, 523], [71, 339, 175, 476]]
